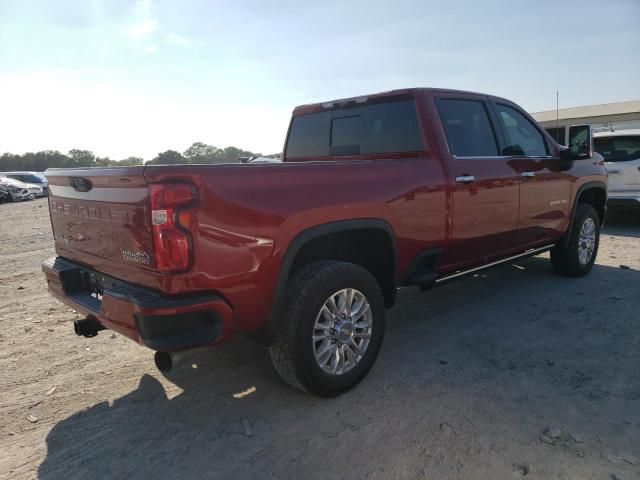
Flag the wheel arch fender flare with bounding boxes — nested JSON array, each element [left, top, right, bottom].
[[560, 181, 607, 250], [255, 218, 397, 346]]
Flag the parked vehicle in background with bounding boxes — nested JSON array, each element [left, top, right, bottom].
[[42, 88, 607, 396], [0, 183, 9, 203], [0, 177, 39, 201], [0, 171, 48, 196], [594, 129, 640, 207], [238, 156, 282, 163], [248, 156, 282, 163]]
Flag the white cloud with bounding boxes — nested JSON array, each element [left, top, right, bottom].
[[127, 18, 157, 39], [126, 0, 157, 41], [142, 44, 158, 54], [135, 0, 153, 14], [165, 33, 195, 48]]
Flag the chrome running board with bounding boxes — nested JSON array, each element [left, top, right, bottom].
[[435, 245, 554, 284]]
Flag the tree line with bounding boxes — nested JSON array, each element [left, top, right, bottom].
[[0, 142, 277, 171]]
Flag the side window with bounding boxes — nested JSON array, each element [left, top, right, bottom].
[[330, 100, 423, 155], [360, 100, 422, 154], [436, 99, 499, 156], [495, 104, 548, 156], [286, 111, 331, 157]]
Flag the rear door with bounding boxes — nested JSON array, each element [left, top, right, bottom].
[[435, 96, 520, 269], [491, 101, 572, 245]]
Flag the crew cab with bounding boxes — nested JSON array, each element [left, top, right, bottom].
[[42, 88, 607, 396], [594, 129, 640, 207]]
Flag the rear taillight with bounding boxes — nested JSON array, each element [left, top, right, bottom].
[[150, 183, 197, 273]]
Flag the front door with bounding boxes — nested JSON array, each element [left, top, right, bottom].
[[491, 102, 572, 246], [435, 96, 520, 270]]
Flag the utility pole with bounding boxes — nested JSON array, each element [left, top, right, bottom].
[[556, 90, 560, 140]]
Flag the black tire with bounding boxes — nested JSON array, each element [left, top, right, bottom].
[[269, 260, 385, 397], [551, 203, 600, 277]]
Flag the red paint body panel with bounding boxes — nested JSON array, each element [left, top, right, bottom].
[[42, 88, 607, 350]]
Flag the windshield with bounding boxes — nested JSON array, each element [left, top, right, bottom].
[[0, 177, 24, 187], [594, 135, 640, 162], [8, 173, 45, 183], [26, 173, 46, 183]]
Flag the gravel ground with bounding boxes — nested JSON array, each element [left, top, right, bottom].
[[0, 198, 639, 480]]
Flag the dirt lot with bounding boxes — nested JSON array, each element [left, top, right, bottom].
[[0, 198, 638, 480]]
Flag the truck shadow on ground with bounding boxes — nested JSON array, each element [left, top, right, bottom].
[[604, 208, 640, 238], [38, 242, 640, 479]]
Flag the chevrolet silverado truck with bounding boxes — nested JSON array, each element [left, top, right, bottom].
[[43, 88, 607, 396]]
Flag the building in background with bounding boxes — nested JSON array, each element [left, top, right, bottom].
[[531, 100, 640, 145]]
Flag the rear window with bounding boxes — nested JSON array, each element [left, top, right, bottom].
[[285, 111, 331, 157], [286, 99, 422, 158], [594, 135, 640, 162], [436, 99, 498, 156], [331, 115, 361, 155]]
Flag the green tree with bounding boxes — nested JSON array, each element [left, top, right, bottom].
[[0, 150, 71, 171], [119, 156, 144, 166], [148, 150, 186, 165], [183, 142, 261, 164], [34, 150, 69, 170], [0, 152, 23, 170], [0, 143, 264, 170], [68, 149, 96, 167], [183, 142, 224, 163]]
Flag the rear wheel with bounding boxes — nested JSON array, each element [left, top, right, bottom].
[[551, 203, 600, 277], [269, 260, 385, 397]]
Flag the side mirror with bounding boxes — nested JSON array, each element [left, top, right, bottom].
[[560, 124, 592, 159]]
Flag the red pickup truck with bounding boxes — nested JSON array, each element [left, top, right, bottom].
[[43, 88, 607, 396]]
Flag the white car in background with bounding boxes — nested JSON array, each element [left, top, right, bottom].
[[0, 176, 42, 201], [0, 171, 48, 196], [594, 129, 640, 207]]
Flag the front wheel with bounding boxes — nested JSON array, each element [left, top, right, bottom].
[[551, 203, 600, 277], [269, 260, 385, 397]]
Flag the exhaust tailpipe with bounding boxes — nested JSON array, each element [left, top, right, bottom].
[[154, 351, 174, 372], [154, 348, 206, 373], [74, 317, 106, 338]]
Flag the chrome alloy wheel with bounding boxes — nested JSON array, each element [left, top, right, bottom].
[[578, 217, 596, 265], [312, 288, 372, 375]]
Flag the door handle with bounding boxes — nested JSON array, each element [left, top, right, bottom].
[[455, 175, 475, 184], [521, 171, 536, 178]]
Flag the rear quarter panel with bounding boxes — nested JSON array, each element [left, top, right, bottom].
[[144, 157, 447, 333]]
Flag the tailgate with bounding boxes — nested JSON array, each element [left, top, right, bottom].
[[46, 167, 156, 274]]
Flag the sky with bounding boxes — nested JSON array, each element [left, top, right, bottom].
[[0, 0, 639, 160]]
